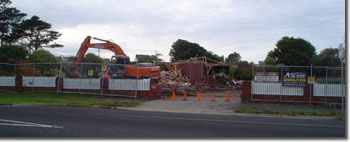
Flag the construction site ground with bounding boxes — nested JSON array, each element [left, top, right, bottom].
[[120, 89, 342, 119], [123, 90, 242, 115]]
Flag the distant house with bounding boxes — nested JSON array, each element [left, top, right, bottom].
[[258, 61, 265, 65]]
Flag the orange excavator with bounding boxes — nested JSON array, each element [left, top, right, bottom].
[[75, 36, 160, 78]]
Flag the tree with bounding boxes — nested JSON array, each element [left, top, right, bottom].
[[81, 53, 104, 63], [265, 36, 316, 66], [0, 45, 27, 62], [314, 48, 340, 67], [169, 39, 223, 62], [14, 15, 62, 52], [136, 53, 163, 63], [169, 39, 206, 61], [29, 50, 60, 76], [263, 51, 277, 65], [0, 0, 11, 5], [29, 49, 60, 63], [63, 56, 76, 62], [225, 52, 241, 64], [228, 60, 253, 80], [0, 0, 26, 45], [205, 51, 224, 62]]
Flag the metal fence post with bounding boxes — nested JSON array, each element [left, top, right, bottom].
[[56, 62, 63, 95], [134, 66, 139, 99], [251, 64, 254, 103], [340, 63, 344, 112], [325, 66, 328, 105], [280, 66, 283, 103], [309, 64, 312, 106], [13, 64, 16, 76], [13, 64, 16, 91], [79, 63, 83, 93], [100, 63, 104, 96], [32, 63, 35, 92]]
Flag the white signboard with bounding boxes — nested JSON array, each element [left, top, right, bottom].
[[254, 72, 279, 82]]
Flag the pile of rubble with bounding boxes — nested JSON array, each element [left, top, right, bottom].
[[158, 62, 198, 92], [158, 70, 195, 92], [158, 70, 190, 86], [157, 57, 239, 93]]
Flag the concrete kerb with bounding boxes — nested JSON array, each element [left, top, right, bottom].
[[116, 106, 341, 120]]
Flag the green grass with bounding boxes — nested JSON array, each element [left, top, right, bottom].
[[0, 92, 141, 108], [235, 107, 344, 117]]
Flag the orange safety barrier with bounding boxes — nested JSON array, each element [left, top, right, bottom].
[[183, 91, 187, 101], [226, 92, 230, 102], [211, 92, 215, 102], [172, 91, 176, 101], [197, 91, 201, 101]]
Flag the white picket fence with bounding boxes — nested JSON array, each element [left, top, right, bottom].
[[251, 82, 304, 96], [0, 76, 15, 86], [313, 83, 345, 97], [109, 79, 150, 91]]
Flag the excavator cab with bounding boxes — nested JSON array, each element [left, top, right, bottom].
[[109, 55, 130, 78]]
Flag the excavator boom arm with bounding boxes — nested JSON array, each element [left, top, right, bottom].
[[75, 36, 126, 62]]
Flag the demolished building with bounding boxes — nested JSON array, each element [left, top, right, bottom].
[[159, 57, 235, 93]]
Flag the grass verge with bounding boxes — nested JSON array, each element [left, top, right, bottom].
[[0, 92, 141, 108], [235, 107, 344, 117]]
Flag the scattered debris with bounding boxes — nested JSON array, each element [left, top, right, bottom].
[[159, 70, 190, 86], [158, 57, 239, 93]]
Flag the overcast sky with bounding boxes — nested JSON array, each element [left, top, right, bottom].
[[11, 0, 345, 63]]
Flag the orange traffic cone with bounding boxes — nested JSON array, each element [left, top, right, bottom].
[[197, 91, 201, 101], [211, 92, 215, 102], [226, 92, 230, 102], [172, 91, 176, 101], [183, 91, 187, 101]]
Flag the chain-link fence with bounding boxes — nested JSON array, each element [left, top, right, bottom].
[[0, 62, 154, 98], [248, 64, 345, 111], [0, 63, 16, 91]]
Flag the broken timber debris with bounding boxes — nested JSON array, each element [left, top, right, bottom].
[[158, 57, 235, 93]]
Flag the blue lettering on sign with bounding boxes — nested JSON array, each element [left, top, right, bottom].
[[282, 72, 307, 87], [283, 72, 306, 78]]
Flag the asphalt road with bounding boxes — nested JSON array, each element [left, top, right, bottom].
[[0, 105, 345, 138]]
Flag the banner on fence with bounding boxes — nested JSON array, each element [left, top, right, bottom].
[[254, 72, 279, 82], [282, 72, 307, 87], [307, 76, 315, 83], [88, 70, 94, 76]]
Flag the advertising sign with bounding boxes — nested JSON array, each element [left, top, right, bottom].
[[307, 76, 315, 83], [254, 72, 279, 82], [88, 70, 94, 76], [282, 72, 307, 87]]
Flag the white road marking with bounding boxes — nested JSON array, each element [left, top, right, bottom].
[[0, 119, 63, 128], [91, 113, 344, 128]]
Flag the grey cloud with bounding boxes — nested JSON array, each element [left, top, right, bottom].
[[11, 0, 345, 63]]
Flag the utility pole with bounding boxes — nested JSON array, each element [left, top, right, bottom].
[[338, 43, 345, 112]]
